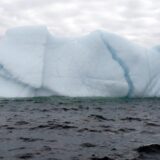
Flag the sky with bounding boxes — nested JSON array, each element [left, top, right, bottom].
[[0, 0, 160, 47]]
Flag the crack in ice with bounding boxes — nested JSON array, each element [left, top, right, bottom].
[[100, 33, 134, 97]]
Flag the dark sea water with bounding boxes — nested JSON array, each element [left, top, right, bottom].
[[0, 97, 160, 160]]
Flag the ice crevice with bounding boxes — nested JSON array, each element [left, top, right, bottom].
[[0, 63, 57, 97], [100, 33, 134, 97], [0, 63, 32, 88]]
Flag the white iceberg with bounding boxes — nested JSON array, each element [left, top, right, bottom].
[[0, 26, 159, 97]]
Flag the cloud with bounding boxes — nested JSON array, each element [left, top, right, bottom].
[[0, 0, 159, 47]]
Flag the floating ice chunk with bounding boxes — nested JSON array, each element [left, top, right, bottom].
[[0, 26, 159, 97]]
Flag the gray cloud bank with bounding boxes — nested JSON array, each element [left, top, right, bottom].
[[0, 0, 160, 47]]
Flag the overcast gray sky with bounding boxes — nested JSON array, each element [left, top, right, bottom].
[[0, 0, 159, 47]]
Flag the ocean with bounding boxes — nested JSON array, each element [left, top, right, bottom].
[[0, 97, 160, 160]]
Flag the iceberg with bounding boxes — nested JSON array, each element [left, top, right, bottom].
[[0, 26, 159, 97]]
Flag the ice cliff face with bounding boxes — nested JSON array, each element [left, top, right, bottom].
[[0, 26, 159, 97]]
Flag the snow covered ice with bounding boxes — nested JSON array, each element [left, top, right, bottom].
[[0, 26, 159, 97]]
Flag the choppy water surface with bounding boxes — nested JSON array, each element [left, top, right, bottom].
[[0, 97, 160, 160]]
